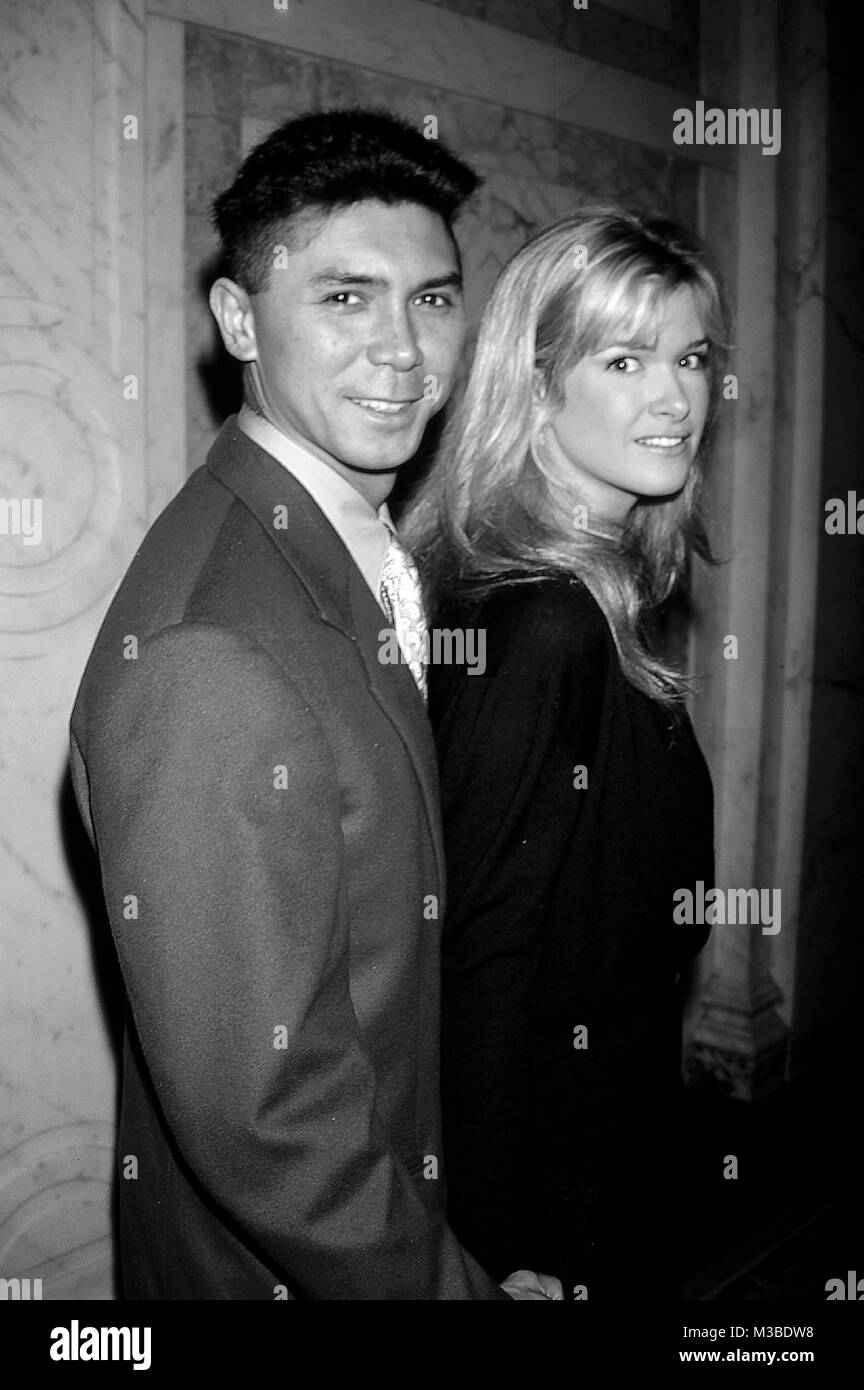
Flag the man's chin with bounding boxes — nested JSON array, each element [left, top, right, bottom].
[[336, 427, 429, 475]]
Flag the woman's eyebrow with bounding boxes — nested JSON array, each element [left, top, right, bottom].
[[597, 335, 711, 352], [592, 337, 656, 352]]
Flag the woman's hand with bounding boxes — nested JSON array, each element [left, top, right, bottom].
[[501, 1269, 565, 1300]]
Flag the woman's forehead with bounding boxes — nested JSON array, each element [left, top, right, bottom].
[[584, 278, 708, 349]]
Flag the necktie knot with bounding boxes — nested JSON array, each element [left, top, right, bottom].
[[379, 530, 427, 701]]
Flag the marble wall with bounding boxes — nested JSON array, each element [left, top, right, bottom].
[[0, 0, 146, 1301], [0, 0, 186, 1302]]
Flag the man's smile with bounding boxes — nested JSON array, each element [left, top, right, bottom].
[[348, 396, 423, 419]]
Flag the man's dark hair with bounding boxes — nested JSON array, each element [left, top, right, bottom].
[[212, 108, 481, 293]]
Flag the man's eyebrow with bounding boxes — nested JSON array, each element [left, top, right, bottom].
[[309, 269, 463, 293]]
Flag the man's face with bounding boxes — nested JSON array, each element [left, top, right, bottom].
[[214, 201, 466, 498]]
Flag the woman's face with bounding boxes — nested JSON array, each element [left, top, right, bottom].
[[542, 285, 710, 525]]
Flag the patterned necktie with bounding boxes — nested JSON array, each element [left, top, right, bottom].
[[379, 528, 428, 701]]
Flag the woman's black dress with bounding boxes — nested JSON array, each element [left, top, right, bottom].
[[429, 575, 713, 1299]]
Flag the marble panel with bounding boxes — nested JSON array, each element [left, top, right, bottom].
[[420, 0, 486, 18], [184, 111, 242, 466], [146, 15, 188, 518], [562, 0, 699, 91], [0, 0, 165, 1300], [484, 0, 560, 44], [159, 0, 720, 162], [601, 0, 673, 27]]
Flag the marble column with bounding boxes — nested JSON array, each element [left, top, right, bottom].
[[686, 0, 826, 1099], [0, 0, 185, 1298]]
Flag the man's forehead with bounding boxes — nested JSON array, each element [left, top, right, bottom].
[[282, 200, 458, 272]]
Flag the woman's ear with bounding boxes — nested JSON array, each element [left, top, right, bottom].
[[529, 389, 555, 478], [531, 371, 555, 446]]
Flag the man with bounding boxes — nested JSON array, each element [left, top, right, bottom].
[[70, 109, 560, 1300]]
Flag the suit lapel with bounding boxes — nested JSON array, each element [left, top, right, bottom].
[[347, 561, 445, 886], [205, 417, 446, 889], [208, 416, 353, 631]]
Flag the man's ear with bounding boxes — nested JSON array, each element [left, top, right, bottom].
[[209, 277, 258, 362]]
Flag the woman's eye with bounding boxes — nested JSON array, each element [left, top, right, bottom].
[[608, 356, 639, 372], [681, 352, 709, 370]]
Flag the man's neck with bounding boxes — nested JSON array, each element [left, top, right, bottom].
[[243, 404, 396, 510]]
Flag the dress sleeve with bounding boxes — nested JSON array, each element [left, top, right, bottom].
[[431, 581, 608, 1279]]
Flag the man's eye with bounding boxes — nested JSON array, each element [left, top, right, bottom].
[[325, 292, 363, 306], [416, 293, 451, 308]]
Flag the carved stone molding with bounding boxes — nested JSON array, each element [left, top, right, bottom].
[[0, 325, 128, 653], [0, 1121, 114, 1299]]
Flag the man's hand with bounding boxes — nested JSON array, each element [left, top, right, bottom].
[[501, 1269, 565, 1300]]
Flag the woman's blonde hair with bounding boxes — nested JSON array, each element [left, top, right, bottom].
[[402, 206, 730, 703]]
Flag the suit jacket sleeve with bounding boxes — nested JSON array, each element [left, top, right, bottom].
[[431, 583, 607, 1279], [78, 621, 507, 1300]]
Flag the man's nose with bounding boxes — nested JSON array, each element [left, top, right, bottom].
[[367, 307, 423, 371]]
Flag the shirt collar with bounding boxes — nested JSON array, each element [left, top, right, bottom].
[[238, 405, 392, 600]]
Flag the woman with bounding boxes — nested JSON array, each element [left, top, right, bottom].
[[403, 208, 725, 1300]]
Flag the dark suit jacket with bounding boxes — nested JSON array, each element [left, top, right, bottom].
[[69, 417, 505, 1300]]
